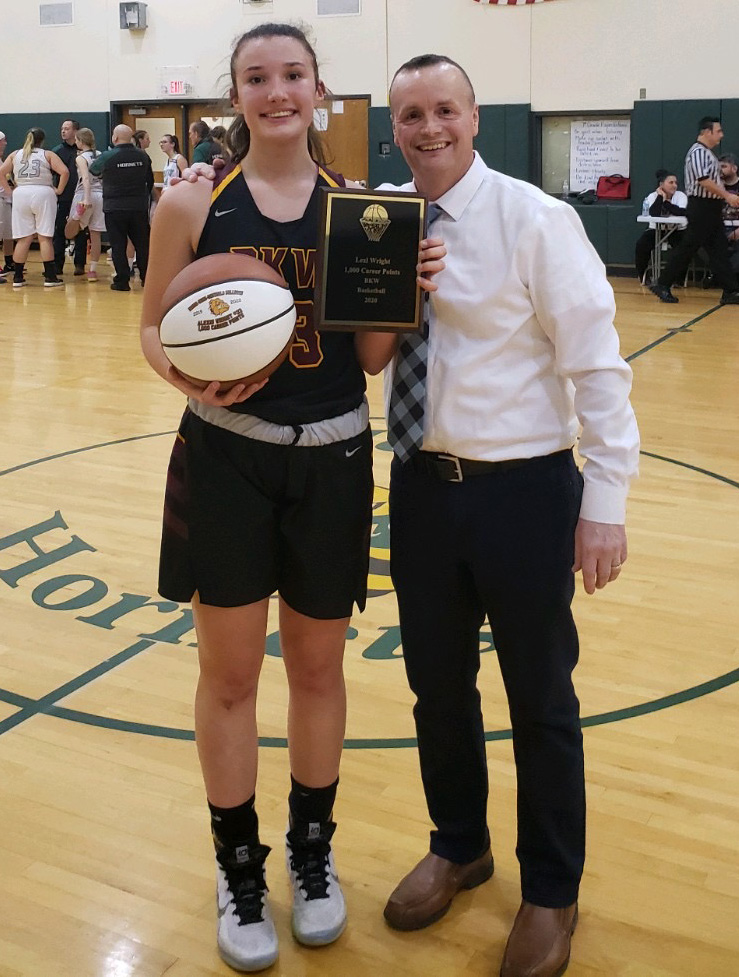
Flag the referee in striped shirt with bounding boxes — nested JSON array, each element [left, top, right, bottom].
[[651, 117, 739, 304]]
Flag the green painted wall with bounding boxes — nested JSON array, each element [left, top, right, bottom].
[[368, 105, 408, 187], [368, 103, 532, 188], [0, 113, 112, 154]]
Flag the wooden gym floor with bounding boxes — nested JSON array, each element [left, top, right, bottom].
[[0, 256, 738, 977]]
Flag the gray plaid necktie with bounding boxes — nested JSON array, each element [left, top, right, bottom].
[[387, 203, 443, 462]]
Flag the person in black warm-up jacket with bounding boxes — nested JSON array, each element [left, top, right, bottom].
[[634, 169, 688, 283], [89, 125, 153, 291]]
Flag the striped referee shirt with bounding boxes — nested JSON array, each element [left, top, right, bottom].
[[685, 141, 721, 198]]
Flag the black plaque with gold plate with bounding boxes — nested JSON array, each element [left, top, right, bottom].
[[314, 187, 429, 333]]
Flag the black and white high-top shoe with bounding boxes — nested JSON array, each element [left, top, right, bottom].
[[286, 820, 347, 946], [215, 842, 278, 972]]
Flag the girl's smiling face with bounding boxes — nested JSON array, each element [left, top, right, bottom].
[[231, 35, 325, 146]]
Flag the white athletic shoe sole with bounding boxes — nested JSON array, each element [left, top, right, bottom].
[[286, 831, 347, 947]]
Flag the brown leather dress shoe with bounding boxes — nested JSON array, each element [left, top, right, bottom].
[[384, 850, 494, 931], [500, 901, 578, 977]]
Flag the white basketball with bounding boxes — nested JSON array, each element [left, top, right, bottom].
[[159, 254, 297, 389]]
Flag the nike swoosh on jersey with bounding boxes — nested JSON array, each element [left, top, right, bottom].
[[345, 446, 362, 458], [214, 208, 237, 217]]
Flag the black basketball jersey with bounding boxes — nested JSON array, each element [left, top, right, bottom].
[[196, 161, 366, 425]]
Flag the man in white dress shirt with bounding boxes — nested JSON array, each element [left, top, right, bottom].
[[368, 55, 640, 977]]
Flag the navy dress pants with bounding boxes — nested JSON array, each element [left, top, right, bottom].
[[389, 448, 585, 908]]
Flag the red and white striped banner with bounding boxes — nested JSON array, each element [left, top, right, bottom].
[[473, 1, 554, 5]]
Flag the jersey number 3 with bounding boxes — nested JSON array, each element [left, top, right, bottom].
[[290, 301, 324, 368]]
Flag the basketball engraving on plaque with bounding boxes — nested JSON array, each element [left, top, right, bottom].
[[360, 204, 391, 242]]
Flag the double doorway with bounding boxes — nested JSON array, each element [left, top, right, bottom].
[[111, 100, 235, 182]]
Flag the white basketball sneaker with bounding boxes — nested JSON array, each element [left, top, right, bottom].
[[215, 842, 278, 972], [286, 820, 347, 946]]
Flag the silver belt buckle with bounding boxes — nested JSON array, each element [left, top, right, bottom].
[[438, 453, 463, 482]]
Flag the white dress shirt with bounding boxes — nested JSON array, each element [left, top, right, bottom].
[[380, 152, 639, 524]]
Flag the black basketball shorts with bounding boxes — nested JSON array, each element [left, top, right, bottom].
[[158, 409, 374, 619]]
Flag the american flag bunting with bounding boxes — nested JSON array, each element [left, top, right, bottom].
[[473, 1, 554, 5]]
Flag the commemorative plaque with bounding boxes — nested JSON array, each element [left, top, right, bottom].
[[314, 187, 429, 333]]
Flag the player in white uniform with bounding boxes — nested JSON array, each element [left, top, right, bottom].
[[159, 134, 187, 189], [0, 130, 14, 282], [63, 128, 106, 281], [0, 127, 68, 287]]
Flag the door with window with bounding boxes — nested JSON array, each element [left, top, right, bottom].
[[118, 105, 188, 182]]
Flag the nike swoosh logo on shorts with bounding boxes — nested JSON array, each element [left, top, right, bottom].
[[214, 208, 236, 217], [345, 446, 362, 458]]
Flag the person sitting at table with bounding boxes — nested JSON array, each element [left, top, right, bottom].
[[635, 169, 688, 284]]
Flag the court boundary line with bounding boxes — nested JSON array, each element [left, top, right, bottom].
[[0, 640, 155, 736], [1, 664, 738, 746], [1, 301, 736, 744], [0, 431, 177, 478], [3, 433, 739, 744], [625, 304, 721, 363]]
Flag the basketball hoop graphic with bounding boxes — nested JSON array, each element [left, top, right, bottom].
[[360, 204, 391, 242]]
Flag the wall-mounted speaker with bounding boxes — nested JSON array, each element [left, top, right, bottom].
[[119, 2, 147, 30]]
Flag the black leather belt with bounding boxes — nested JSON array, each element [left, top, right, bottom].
[[411, 449, 571, 483]]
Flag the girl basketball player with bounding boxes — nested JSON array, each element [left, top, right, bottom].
[[0, 127, 68, 287], [141, 23, 382, 972], [63, 128, 105, 282], [159, 133, 188, 189]]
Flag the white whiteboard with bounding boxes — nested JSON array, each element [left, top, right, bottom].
[[570, 120, 630, 192]]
